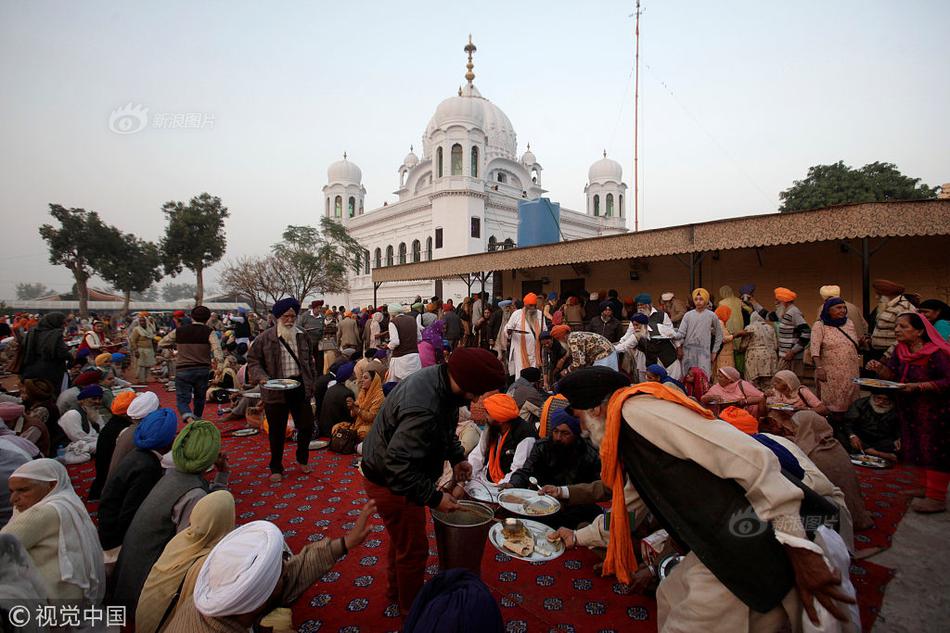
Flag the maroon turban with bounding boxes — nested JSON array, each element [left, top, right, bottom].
[[872, 279, 905, 297], [447, 348, 506, 396], [74, 371, 102, 387]]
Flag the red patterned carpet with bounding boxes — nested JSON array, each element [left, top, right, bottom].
[[64, 387, 916, 633]]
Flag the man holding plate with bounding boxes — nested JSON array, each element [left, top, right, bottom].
[[247, 297, 317, 483]]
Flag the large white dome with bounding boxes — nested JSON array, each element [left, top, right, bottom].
[[424, 83, 517, 161], [327, 155, 362, 184], [588, 152, 623, 183]]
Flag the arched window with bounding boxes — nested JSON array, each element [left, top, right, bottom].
[[386, 245, 394, 266], [325, 198, 330, 217], [374, 248, 382, 268], [451, 144, 463, 176], [426, 237, 433, 260], [436, 147, 443, 177], [619, 194, 623, 216], [531, 168, 538, 183], [348, 196, 356, 218], [398, 242, 407, 264], [411, 239, 421, 262], [606, 193, 614, 217], [334, 195, 342, 218], [593, 194, 600, 217], [497, 172, 507, 184], [359, 199, 364, 215], [470, 146, 478, 178], [363, 250, 370, 274], [488, 235, 497, 252], [503, 238, 515, 250]]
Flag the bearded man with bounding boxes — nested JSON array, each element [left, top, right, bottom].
[[246, 297, 317, 482], [550, 366, 856, 632], [504, 293, 545, 378], [746, 288, 810, 376], [868, 279, 916, 361], [128, 312, 157, 383]]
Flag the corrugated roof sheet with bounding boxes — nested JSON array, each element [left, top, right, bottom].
[[372, 199, 950, 282]]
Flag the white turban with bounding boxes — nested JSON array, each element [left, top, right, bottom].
[[660, 292, 675, 302], [127, 391, 160, 420], [193, 520, 285, 618], [819, 285, 841, 300]]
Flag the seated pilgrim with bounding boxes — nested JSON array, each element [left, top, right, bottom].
[[506, 367, 546, 413], [843, 392, 900, 461], [2, 459, 104, 604], [318, 362, 355, 438], [643, 363, 686, 392], [511, 408, 602, 529], [467, 394, 537, 485], [111, 420, 229, 610], [89, 391, 136, 500], [332, 365, 385, 442], [767, 370, 830, 416], [58, 385, 105, 464], [162, 503, 376, 633]]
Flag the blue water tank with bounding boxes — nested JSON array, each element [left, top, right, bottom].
[[517, 198, 561, 247]]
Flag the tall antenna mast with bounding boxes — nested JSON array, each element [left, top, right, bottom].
[[634, 0, 642, 232]]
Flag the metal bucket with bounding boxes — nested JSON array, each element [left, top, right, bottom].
[[431, 500, 495, 576]]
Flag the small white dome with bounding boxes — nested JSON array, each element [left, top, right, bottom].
[[327, 154, 362, 184], [588, 151, 623, 183], [403, 146, 419, 168], [521, 144, 536, 166]]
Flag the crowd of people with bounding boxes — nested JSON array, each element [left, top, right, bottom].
[[0, 276, 947, 631]]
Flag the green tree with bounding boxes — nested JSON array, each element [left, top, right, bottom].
[[38, 204, 113, 317], [15, 282, 53, 300], [779, 161, 937, 212], [161, 282, 197, 302], [270, 218, 366, 302], [93, 228, 164, 315], [160, 192, 229, 304]]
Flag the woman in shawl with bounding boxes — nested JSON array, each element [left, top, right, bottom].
[[1, 458, 105, 603], [768, 369, 829, 415], [918, 299, 950, 342], [419, 319, 446, 368], [712, 305, 736, 373], [334, 369, 385, 441], [135, 491, 236, 633], [19, 312, 71, 395], [810, 297, 861, 414], [867, 312, 950, 513], [763, 409, 873, 530], [742, 312, 778, 390], [701, 367, 765, 417]]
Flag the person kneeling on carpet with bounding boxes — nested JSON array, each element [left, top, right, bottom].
[[163, 502, 376, 633], [467, 393, 537, 486], [843, 391, 900, 462]]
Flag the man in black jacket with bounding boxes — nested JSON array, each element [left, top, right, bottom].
[[587, 302, 624, 343], [361, 347, 506, 614], [510, 408, 602, 529]]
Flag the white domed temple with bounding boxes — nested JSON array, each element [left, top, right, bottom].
[[323, 36, 627, 306]]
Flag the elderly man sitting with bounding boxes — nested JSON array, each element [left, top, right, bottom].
[[59, 385, 106, 464], [164, 503, 376, 632]]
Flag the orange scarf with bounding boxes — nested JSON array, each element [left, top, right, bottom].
[[600, 383, 715, 584], [538, 394, 567, 438], [519, 310, 541, 371], [487, 430, 510, 483]]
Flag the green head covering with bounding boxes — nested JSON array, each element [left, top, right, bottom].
[[172, 419, 221, 474]]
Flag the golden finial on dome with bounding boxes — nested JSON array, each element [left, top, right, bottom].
[[464, 34, 477, 85], [344, 151, 347, 160], [603, 149, 607, 158]]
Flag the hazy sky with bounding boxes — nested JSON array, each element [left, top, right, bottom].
[[1, 0, 947, 299]]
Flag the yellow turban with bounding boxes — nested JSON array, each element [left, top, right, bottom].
[[95, 353, 112, 367], [819, 285, 841, 300], [692, 288, 710, 302], [774, 287, 797, 303]]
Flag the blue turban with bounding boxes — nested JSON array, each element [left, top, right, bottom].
[[547, 291, 558, 300], [134, 407, 178, 450], [382, 381, 399, 396], [238, 306, 249, 315], [599, 301, 613, 312], [271, 297, 301, 317], [77, 348, 92, 360], [646, 364, 668, 379], [634, 293, 652, 305], [335, 362, 355, 383], [111, 353, 126, 362], [550, 407, 581, 436], [631, 313, 649, 324], [77, 385, 103, 400], [739, 284, 756, 296], [497, 300, 512, 308], [374, 348, 388, 360]]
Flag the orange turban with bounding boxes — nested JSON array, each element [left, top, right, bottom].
[[551, 324, 571, 340], [714, 305, 732, 323], [111, 391, 137, 416], [137, 311, 149, 317], [774, 287, 797, 303], [483, 393, 520, 423], [720, 406, 759, 434], [523, 293, 538, 306]]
